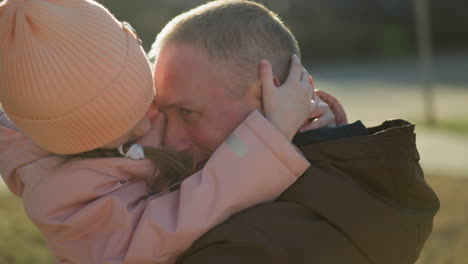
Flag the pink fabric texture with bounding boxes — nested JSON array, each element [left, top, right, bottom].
[[0, 0, 154, 154], [0, 110, 310, 264]]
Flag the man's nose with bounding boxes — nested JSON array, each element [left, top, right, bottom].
[[164, 119, 193, 153]]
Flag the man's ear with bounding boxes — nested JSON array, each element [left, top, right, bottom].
[[273, 76, 281, 87], [308, 75, 315, 89]]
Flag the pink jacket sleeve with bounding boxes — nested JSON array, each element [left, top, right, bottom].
[[0, 111, 50, 195], [0, 110, 309, 264]]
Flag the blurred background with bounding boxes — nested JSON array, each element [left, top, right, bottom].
[[1, 0, 467, 263]]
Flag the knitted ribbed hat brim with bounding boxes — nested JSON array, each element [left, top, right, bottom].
[[0, 0, 154, 154]]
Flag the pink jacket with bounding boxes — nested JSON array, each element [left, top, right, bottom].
[[0, 110, 310, 264]]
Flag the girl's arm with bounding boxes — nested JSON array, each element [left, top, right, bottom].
[[0, 56, 317, 263], [21, 110, 309, 264], [0, 110, 49, 195]]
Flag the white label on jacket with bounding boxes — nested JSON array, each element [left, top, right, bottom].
[[225, 134, 248, 157]]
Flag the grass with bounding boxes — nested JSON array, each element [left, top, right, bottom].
[[419, 119, 468, 135], [435, 119, 468, 135], [0, 193, 52, 264], [0, 175, 466, 264], [416, 176, 468, 264]]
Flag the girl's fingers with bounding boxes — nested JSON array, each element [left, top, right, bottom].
[[300, 69, 313, 99], [284, 54, 303, 85], [310, 100, 318, 114], [316, 90, 348, 125], [309, 74, 316, 99], [301, 113, 336, 132], [309, 97, 326, 117], [300, 69, 309, 95], [300, 69, 309, 88], [329, 100, 347, 125], [300, 68, 308, 82], [259, 59, 275, 97]]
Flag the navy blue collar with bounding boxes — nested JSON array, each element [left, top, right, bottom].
[[292, 121, 368, 147]]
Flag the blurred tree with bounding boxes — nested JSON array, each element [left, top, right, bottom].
[[97, 0, 468, 63], [414, 0, 435, 125]]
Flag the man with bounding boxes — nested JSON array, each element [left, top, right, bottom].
[[151, 1, 440, 263]]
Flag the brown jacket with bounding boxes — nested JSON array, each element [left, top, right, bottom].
[[176, 120, 440, 264]]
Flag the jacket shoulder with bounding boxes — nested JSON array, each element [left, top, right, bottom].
[[295, 119, 439, 210]]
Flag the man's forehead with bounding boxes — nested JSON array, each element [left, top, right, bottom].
[[155, 46, 232, 102], [154, 76, 206, 111]]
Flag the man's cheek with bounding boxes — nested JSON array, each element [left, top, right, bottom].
[[188, 125, 215, 151], [186, 126, 204, 147]]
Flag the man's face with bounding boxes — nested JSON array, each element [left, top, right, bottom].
[[154, 43, 261, 165]]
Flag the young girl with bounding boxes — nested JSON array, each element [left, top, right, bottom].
[[0, 0, 330, 263]]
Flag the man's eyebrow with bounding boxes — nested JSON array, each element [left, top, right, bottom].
[[155, 100, 203, 111], [155, 102, 176, 111]]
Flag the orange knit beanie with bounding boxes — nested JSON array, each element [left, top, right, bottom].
[[0, 0, 154, 154]]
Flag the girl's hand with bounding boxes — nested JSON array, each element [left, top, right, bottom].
[[298, 87, 348, 132], [315, 89, 348, 126], [298, 93, 336, 132], [260, 55, 313, 141]]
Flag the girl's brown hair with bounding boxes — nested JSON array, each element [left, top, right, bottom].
[[63, 144, 194, 195]]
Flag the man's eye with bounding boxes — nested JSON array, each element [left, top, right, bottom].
[[179, 108, 194, 116], [178, 108, 200, 123]]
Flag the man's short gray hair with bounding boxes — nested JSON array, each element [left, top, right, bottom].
[[149, 0, 300, 97]]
